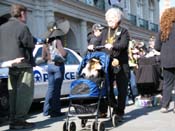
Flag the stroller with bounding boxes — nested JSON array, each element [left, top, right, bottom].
[[63, 51, 118, 131]]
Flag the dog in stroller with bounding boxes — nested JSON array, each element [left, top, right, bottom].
[[81, 58, 103, 79], [62, 51, 119, 131]]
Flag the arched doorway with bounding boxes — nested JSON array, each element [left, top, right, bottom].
[[66, 29, 77, 50]]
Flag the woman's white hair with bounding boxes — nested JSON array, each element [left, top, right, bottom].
[[105, 8, 123, 22]]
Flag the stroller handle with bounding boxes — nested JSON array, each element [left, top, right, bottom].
[[94, 45, 105, 50]]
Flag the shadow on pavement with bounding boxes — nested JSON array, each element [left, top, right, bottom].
[[104, 104, 161, 131]]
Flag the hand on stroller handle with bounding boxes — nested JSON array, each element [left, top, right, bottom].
[[94, 45, 105, 50], [87, 45, 105, 51]]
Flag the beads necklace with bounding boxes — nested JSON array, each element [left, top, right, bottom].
[[105, 27, 118, 44]]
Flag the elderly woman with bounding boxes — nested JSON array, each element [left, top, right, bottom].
[[155, 7, 175, 113], [88, 8, 130, 121]]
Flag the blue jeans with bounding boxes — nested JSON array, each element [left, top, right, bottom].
[[130, 70, 138, 96], [43, 63, 65, 116]]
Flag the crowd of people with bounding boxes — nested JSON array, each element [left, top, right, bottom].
[[0, 2, 175, 130]]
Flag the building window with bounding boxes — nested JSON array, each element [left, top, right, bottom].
[[149, 0, 155, 23], [108, 0, 123, 10], [137, 0, 144, 18], [124, 0, 131, 13], [85, 0, 94, 6], [108, 0, 121, 6]]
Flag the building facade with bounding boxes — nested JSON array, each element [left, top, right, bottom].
[[0, 0, 160, 55]]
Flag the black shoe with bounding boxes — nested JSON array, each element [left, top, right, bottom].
[[116, 115, 124, 122], [112, 108, 117, 115], [50, 112, 65, 118], [113, 113, 124, 122], [10, 120, 35, 130]]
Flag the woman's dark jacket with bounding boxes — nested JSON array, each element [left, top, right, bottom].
[[154, 23, 175, 68], [93, 26, 130, 65]]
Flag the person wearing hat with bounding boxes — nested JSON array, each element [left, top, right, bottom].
[[87, 23, 104, 48], [42, 20, 69, 117]]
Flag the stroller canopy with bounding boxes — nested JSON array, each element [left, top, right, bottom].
[[69, 51, 111, 98], [77, 51, 110, 76]]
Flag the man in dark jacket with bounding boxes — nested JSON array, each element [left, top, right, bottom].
[[88, 8, 130, 121], [0, 4, 35, 129]]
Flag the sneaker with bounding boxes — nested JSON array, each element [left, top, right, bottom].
[[10, 120, 35, 129], [160, 108, 168, 113], [50, 112, 65, 118]]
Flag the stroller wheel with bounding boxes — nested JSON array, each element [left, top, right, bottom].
[[63, 121, 68, 131], [68, 121, 76, 131], [112, 114, 118, 127], [91, 121, 98, 131], [81, 119, 88, 128], [98, 121, 105, 131]]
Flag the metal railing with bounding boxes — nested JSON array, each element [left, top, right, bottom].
[[127, 13, 137, 25], [138, 18, 148, 30], [149, 22, 159, 32]]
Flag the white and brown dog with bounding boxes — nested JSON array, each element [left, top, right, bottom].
[[81, 58, 102, 79]]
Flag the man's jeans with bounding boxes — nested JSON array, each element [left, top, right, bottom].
[[43, 63, 65, 116], [8, 67, 34, 122]]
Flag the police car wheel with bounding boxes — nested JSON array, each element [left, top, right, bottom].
[[0, 95, 8, 110], [0, 79, 9, 117]]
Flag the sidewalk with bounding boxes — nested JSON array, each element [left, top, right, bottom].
[[0, 102, 175, 131], [113, 102, 175, 131]]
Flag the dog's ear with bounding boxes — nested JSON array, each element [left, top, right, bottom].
[[95, 63, 102, 70], [92, 58, 99, 63]]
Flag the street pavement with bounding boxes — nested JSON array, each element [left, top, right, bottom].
[[0, 101, 175, 131]]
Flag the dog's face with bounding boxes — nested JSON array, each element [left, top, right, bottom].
[[88, 58, 101, 70], [81, 58, 102, 78]]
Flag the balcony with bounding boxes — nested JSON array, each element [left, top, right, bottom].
[[111, 4, 123, 11], [138, 18, 148, 30], [127, 13, 137, 25], [127, 14, 159, 32], [76, 0, 105, 10], [149, 22, 158, 32]]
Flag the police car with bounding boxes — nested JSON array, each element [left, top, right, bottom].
[[0, 44, 82, 112], [33, 44, 82, 101]]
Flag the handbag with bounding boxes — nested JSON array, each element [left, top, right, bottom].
[[53, 53, 65, 63], [49, 41, 66, 63]]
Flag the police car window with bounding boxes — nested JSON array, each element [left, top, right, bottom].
[[35, 47, 47, 65], [65, 49, 79, 65], [35, 47, 42, 58]]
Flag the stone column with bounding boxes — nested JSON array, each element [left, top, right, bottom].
[[80, 20, 87, 55], [43, 0, 55, 35], [33, 8, 45, 37], [155, 0, 160, 24], [144, 0, 149, 20]]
